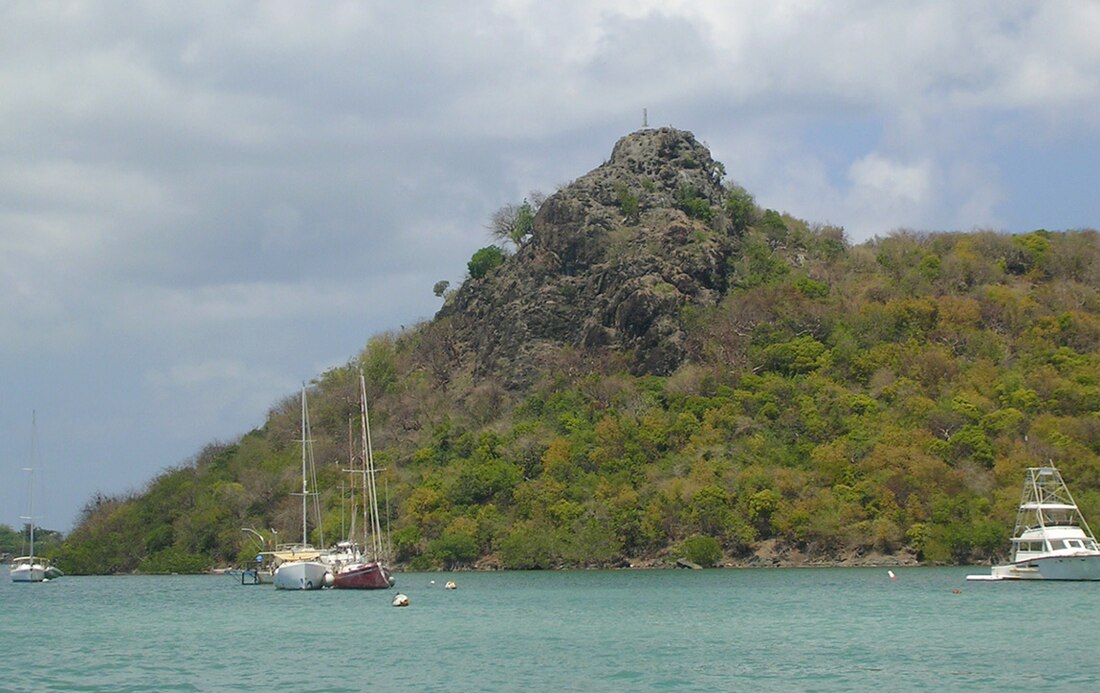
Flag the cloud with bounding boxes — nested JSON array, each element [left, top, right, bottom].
[[1, 2, 1098, 530], [849, 153, 933, 206]]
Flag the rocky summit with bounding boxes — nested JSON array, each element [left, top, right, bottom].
[[438, 127, 744, 386]]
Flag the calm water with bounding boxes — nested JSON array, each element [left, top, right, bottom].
[[1, 567, 1096, 691]]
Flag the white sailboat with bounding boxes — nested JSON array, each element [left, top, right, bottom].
[[272, 386, 332, 590], [10, 412, 63, 583], [968, 465, 1100, 581]]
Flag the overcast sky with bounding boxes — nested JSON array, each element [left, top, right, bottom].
[[3, 1, 1098, 532]]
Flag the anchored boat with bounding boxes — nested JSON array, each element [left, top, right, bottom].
[[968, 466, 1100, 581], [332, 372, 394, 590], [10, 412, 63, 583], [272, 385, 332, 590]]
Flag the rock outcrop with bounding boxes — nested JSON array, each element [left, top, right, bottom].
[[438, 127, 742, 386]]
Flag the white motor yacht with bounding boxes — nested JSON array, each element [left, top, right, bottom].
[[968, 466, 1100, 581]]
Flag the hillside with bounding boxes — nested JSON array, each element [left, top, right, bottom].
[[59, 128, 1100, 574]]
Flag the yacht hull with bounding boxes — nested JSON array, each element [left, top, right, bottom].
[[332, 561, 394, 590], [989, 554, 1100, 581], [273, 561, 330, 590], [10, 563, 46, 582]]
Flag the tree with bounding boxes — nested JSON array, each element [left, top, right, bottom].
[[680, 534, 722, 567], [725, 184, 756, 234], [468, 245, 506, 279], [489, 199, 537, 246], [427, 531, 479, 569], [433, 280, 450, 297]]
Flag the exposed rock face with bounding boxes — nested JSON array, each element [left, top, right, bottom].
[[438, 127, 740, 386]]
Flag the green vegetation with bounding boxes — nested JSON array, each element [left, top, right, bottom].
[[675, 183, 713, 222], [0, 523, 63, 558], [489, 198, 538, 246], [54, 133, 1100, 575], [725, 185, 756, 234], [468, 245, 507, 279], [59, 222, 1100, 574], [616, 183, 640, 224], [680, 535, 722, 567]]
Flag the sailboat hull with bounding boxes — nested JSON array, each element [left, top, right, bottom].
[[10, 561, 47, 582], [273, 561, 330, 590], [332, 561, 394, 589]]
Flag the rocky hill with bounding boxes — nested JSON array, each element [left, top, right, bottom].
[[56, 126, 1100, 575], [439, 127, 745, 384]]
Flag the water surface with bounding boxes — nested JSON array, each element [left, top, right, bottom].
[[2, 567, 1093, 691]]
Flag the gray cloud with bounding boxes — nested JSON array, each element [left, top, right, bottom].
[[1, 1, 1096, 529]]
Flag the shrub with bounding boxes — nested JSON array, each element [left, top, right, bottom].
[[675, 184, 713, 222], [138, 547, 212, 574], [680, 534, 722, 567], [427, 531, 479, 569], [725, 185, 756, 233], [468, 245, 506, 279], [500, 522, 559, 569], [616, 184, 640, 223]]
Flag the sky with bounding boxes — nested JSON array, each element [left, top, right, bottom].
[[3, 1, 1098, 532]]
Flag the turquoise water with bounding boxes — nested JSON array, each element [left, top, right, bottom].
[[2, 567, 1097, 691]]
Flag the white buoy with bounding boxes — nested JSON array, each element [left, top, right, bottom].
[[888, 570, 896, 580], [392, 593, 410, 607], [444, 580, 457, 590]]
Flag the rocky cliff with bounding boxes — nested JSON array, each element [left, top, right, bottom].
[[438, 127, 744, 386]]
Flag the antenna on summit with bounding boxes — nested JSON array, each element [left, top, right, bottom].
[[643, 108, 648, 128]]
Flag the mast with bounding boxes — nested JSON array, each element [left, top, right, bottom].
[[21, 411, 38, 558], [345, 413, 357, 545], [359, 373, 385, 561], [300, 385, 309, 546]]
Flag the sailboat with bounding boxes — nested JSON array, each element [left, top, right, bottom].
[[316, 427, 364, 574], [333, 373, 395, 590], [10, 412, 63, 583], [272, 386, 332, 590]]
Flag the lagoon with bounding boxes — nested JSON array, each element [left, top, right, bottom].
[[2, 567, 1096, 691]]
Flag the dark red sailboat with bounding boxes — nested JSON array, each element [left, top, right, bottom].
[[333, 558, 393, 589], [333, 372, 395, 590]]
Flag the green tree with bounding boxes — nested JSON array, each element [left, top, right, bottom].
[[468, 245, 506, 279], [680, 534, 722, 567], [725, 185, 756, 233], [499, 522, 558, 569], [489, 201, 536, 246], [427, 531, 479, 569]]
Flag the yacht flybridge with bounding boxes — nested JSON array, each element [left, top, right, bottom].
[[968, 466, 1100, 581]]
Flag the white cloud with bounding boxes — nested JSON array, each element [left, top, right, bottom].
[[848, 153, 933, 207], [2, 1, 1098, 529]]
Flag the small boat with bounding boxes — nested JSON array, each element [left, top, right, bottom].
[[10, 412, 63, 583], [967, 466, 1100, 581], [273, 386, 331, 590], [333, 373, 394, 590]]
